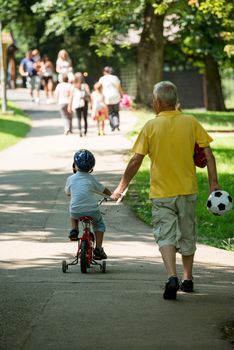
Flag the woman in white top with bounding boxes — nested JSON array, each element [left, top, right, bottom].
[[56, 49, 74, 83], [74, 72, 91, 121], [54, 75, 72, 135], [68, 76, 88, 137], [42, 55, 54, 103]]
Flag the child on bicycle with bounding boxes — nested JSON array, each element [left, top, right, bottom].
[[65, 149, 111, 260]]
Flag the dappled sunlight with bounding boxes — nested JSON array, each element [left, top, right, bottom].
[[1, 205, 47, 214], [0, 230, 53, 242], [0, 240, 74, 269], [105, 240, 157, 257]]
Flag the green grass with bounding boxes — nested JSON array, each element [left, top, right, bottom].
[[129, 109, 234, 138], [0, 102, 31, 151], [127, 109, 234, 251], [183, 110, 234, 131]]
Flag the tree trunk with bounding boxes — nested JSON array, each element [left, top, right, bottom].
[[204, 55, 226, 111], [136, 3, 165, 106]]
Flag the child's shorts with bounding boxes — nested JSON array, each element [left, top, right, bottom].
[[70, 210, 106, 232], [152, 194, 197, 256]]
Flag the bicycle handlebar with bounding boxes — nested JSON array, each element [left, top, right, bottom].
[[116, 187, 128, 204], [91, 188, 128, 205]]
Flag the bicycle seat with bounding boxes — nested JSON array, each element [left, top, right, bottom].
[[79, 216, 93, 222]]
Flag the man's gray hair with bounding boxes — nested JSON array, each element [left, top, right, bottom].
[[153, 81, 178, 106]]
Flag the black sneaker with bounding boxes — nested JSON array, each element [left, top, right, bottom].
[[180, 279, 194, 293], [94, 247, 107, 260], [163, 276, 179, 300], [68, 229, 79, 241]]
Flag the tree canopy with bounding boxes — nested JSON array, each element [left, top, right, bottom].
[[31, 0, 144, 57], [1, 0, 233, 109]]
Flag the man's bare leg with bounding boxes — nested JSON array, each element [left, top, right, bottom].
[[180, 254, 194, 292], [182, 254, 194, 280], [160, 245, 179, 299], [160, 245, 177, 277]]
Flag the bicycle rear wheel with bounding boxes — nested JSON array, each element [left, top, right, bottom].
[[80, 241, 88, 273]]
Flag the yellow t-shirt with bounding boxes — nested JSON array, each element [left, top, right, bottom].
[[132, 110, 213, 198]]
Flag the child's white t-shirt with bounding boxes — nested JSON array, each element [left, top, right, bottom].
[[91, 91, 105, 117], [54, 82, 71, 105], [65, 172, 105, 213]]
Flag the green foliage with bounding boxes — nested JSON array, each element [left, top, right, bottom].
[[153, 0, 179, 15], [176, 0, 234, 68], [32, 0, 144, 57], [0, 0, 21, 22]]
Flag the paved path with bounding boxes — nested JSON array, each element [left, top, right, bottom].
[[0, 89, 233, 350]]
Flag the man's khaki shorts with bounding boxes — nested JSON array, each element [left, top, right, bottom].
[[152, 194, 197, 256]]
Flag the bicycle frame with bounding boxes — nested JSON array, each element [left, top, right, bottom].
[[62, 191, 129, 274], [64, 215, 105, 272], [78, 216, 94, 266]]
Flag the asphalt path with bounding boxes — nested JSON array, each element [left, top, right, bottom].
[[0, 89, 233, 350]]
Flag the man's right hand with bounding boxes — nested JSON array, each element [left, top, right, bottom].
[[111, 190, 123, 201], [209, 183, 221, 194]]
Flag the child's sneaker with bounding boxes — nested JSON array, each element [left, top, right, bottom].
[[68, 229, 79, 241], [94, 247, 107, 260], [180, 279, 194, 293]]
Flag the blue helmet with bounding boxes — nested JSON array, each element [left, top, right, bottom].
[[74, 149, 95, 172]]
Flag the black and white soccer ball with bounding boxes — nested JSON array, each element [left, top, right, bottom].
[[206, 190, 233, 216]]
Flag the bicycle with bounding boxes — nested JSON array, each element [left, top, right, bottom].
[[62, 198, 107, 274], [61, 188, 127, 274]]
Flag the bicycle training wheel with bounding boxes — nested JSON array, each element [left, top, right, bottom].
[[62, 260, 67, 273], [101, 260, 106, 273], [80, 241, 88, 273]]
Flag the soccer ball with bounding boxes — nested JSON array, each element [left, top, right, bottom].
[[206, 190, 233, 216]]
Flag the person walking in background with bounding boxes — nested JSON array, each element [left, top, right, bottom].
[[56, 49, 74, 83], [91, 82, 108, 135], [31, 49, 42, 104], [68, 76, 87, 137], [74, 72, 91, 124], [41, 55, 54, 104], [112, 81, 220, 300], [19, 50, 40, 103], [54, 75, 72, 135], [98, 66, 124, 131]]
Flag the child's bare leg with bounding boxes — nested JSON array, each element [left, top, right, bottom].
[[68, 218, 79, 240], [95, 231, 104, 248], [70, 218, 78, 231], [94, 231, 107, 259], [97, 120, 100, 134], [101, 120, 105, 133], [103, 106, 108, 119], [48, 79, 54, 99]]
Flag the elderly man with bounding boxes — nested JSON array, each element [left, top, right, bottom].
[[112, 81, 220, 300]]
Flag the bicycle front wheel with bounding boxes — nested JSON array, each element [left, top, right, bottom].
[[80, 241, 88, 273]]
